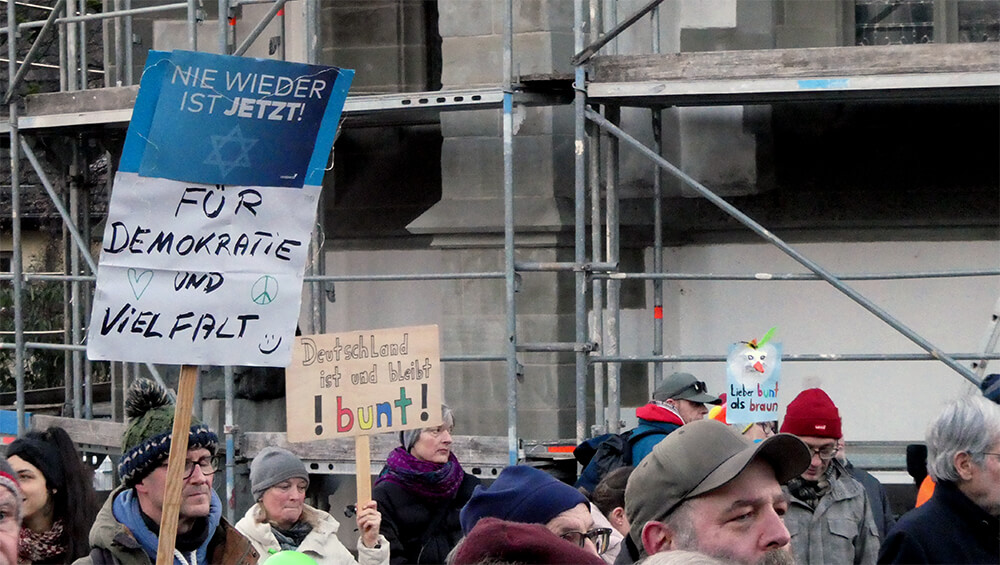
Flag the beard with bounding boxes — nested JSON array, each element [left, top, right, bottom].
[[670, 525, 795, 565]]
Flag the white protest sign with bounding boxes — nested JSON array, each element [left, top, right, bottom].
[[285, 325, 443, 442], [88, 174, 318, 365], [87, 50, 353, 366]]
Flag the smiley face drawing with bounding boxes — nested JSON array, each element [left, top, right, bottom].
[[258, 334, 282, 355]]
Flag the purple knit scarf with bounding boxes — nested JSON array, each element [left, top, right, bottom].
[[375, 446, 465, 500]]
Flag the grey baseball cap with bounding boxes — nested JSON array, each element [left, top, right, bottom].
[[651, 372, 721, 405], [624, 419, 810, 549]]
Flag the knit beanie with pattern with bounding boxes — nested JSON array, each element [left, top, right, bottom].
[[118, 378, 219, 487]]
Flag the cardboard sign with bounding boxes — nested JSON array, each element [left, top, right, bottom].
[[87, 50, 353, 366], [285, 325, 443, 442], [726, 334, 782, 423]]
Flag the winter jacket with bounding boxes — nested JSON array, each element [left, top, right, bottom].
[[878, 479, 1000, 564], [628, 403, 683, 464], [235, 502, 389, 565], [783, 460, 880, 565], [843, 458, 896, 539], [73, 486, 258, 565], [372, 472, 479, 564]]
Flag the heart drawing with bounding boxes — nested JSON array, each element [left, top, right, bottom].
[[128, 268, 153, 299]]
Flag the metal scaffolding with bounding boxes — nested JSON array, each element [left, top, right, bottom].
[[1, 1, 998, 521]]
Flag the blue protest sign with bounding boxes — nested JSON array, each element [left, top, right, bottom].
[[120, 50, 353, 188]]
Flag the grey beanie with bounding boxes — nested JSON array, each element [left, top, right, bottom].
[[400, 404, 454, 452], [250, 446, 310, 501]]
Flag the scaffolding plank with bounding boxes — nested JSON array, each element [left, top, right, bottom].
[[31, 414, 123, 449], [4, 87, 530, 132], [588, 43, 1000, 105], [241, 431, 509, 470]]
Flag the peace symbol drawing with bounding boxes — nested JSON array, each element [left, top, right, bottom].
[[251, 275, 278, 305]]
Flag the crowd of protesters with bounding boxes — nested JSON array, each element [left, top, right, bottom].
[[0, 373, 993, 565]]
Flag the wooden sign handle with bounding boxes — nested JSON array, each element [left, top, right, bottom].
[[156, 365, 198, 565], [356, 434, 372, 507]]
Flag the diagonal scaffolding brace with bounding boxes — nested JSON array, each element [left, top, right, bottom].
[[3, 0, 65, 104], [585, 107, 983, 388], [20, 138, 99, 274]]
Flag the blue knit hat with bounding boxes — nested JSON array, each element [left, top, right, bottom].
[[981, 373, 1000, 404], [460, 465, 588, 534]]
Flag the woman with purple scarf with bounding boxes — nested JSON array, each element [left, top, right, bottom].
[[372, 405, 480, 564]]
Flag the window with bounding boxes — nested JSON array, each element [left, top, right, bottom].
[[855, 0, 999, 45]]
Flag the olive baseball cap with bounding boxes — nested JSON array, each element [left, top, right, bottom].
[[651, 372, 722, 405], [625, 419, 810, 550]]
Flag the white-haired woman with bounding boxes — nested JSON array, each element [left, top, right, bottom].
[[236, 447, 389, 565], [372, 405, 480, 564], [879, 394, 1000, 564]]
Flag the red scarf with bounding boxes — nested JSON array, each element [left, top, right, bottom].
[[18, 518, 66, 564]]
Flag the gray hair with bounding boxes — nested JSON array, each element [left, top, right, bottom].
[[926, 395, 1000, 482], [401, 404, 455, 451]]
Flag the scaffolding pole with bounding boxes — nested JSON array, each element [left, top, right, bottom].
[[502, 0, 517, 466], [573, 0, 587, 445], [6, 0, 25, 436]]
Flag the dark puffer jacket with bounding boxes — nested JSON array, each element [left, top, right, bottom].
[[372, 473, 479, 564]]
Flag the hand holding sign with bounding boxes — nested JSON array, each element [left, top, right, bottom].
[[286, 325, 442, 537]]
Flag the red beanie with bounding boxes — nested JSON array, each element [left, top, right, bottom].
[[451, 517, 606, 565], [780, 388, 842, 438]]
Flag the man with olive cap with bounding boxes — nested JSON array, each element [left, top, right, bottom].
[[577, 372, 721, 493], [629, 371, 722, 464], [617, 419, 810, 565]]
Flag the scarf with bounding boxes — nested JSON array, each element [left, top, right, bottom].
[[375, 446, 465, 500], [112, 488, 222, 565], [18, 518, 66, 564], [786, 464, 834, 510], [270, 521, 313, 552]]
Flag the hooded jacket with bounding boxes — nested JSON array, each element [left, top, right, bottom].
[[236, 502, 389, 565], [628, 403, 684, 464], [73, 486, 257, 565]]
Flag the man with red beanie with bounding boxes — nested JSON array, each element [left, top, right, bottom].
[[780, 388, 879, 564]]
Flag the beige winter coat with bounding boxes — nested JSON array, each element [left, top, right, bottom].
[[235, 503, 389, 565]]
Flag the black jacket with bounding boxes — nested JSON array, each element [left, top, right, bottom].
[[372, 473, 480, 564], [878, 480, 999, 564]]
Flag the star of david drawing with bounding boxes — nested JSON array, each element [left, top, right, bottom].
[[204, 125, 258, 177]]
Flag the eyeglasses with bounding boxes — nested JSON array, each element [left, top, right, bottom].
[[560, 527, 612, 555], [160, 455, 221, 480], [807, 445, 839, 461]]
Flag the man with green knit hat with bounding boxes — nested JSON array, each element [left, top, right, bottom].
[[79, 379, 258, 565]]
